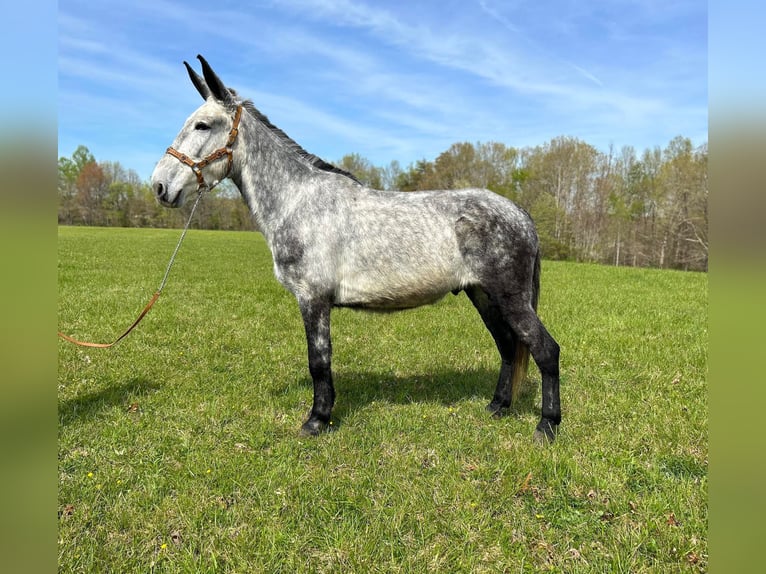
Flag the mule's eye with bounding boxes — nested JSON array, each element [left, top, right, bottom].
[[194, 122, 211, 131]]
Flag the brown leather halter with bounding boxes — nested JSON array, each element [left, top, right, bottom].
[[165, 105, 243, 189]]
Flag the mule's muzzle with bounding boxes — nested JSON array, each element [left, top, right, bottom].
[[153, 182, 182, 208]]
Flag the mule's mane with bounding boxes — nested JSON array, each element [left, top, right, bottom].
[[239, 99, 361, 185]]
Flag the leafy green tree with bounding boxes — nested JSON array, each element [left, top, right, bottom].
[[657, 137, 708, 269], [394, 159, 435, 191], [337, 153, 384, 189], [58, 145, 96, 224]]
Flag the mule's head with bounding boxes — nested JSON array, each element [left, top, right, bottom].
[[151, 55, 241, 208]]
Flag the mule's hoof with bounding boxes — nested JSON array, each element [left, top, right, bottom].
[[300, 418, 330, 437], [486, 402, 510, 418], [533, 420, 558, 444]]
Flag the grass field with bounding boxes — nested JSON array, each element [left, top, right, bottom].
[[58, 226, 707, 573]]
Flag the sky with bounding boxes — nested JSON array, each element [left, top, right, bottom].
[[58, 0, 707, 182]]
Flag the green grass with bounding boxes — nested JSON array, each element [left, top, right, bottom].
[[58, 226, 707, 573]]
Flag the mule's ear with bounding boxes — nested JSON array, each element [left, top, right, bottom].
[[197, 54, 233, 103], [184, 61, 211, 100]]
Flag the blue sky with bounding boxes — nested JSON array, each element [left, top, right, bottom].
[[58, 0, 707, 182]]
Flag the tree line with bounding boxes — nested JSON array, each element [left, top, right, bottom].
[[59, 135, 707, 271], [57, 146, 252, 232]]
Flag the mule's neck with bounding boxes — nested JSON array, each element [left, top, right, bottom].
[[228, 111, 323, 238]]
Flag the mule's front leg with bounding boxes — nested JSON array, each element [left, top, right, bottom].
[[298, 299, 335, 436]]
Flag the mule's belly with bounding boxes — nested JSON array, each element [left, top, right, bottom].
[[335, 252, 474, 310], [336, 272, 453, 309], [331, 203, 480, 309]]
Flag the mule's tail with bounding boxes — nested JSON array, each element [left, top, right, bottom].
[[510, 248, 541, 403]]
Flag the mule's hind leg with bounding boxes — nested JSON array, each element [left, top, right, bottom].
[[500, 300, 561, 443], [298, 298, 335, 436], [465, 286, 520, 415]]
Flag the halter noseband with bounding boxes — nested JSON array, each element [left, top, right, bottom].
[[165, 105, 243, 190]]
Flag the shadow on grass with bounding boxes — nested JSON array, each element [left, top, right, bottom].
[[303, 368, 540, 428], [58, 377, 161, 426]]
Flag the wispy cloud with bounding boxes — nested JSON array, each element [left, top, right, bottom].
[[478, 0, 521, 34], [570, 65, 604, 87]]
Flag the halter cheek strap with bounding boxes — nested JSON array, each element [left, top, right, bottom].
[[166, 105, 243, 189]]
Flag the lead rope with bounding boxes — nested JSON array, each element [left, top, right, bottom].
[[157, 186, 206, 293], [58, 185, 209, 348]]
